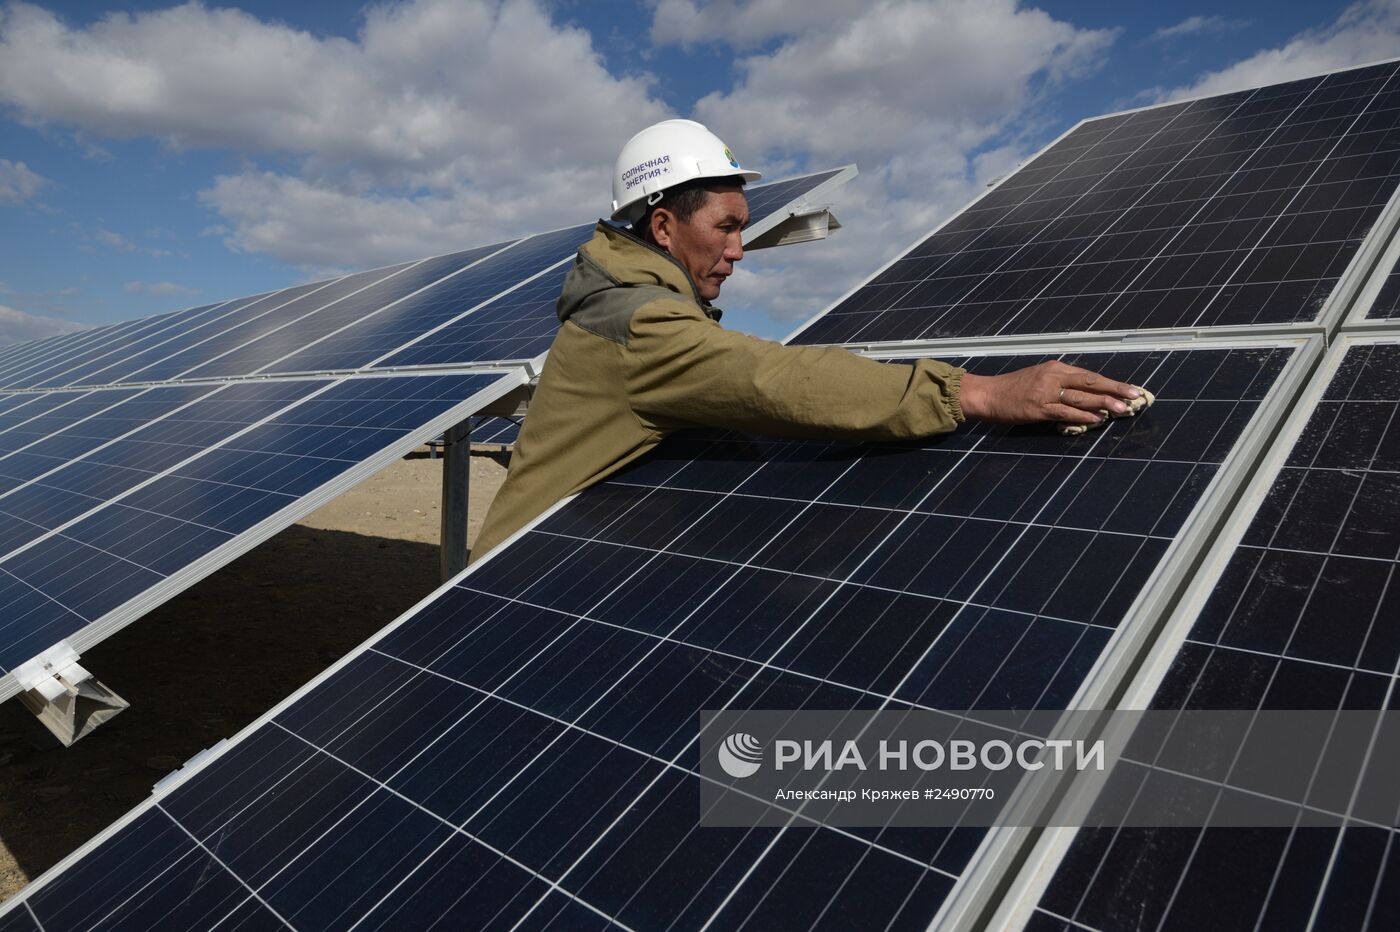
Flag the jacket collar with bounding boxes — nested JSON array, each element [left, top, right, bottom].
[[580, 221, 722, 320]]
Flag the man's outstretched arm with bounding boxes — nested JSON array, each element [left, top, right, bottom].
[[625, 297, 1143, 436], [960, 360, 1145, 426]]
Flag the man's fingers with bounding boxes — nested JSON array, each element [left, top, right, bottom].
[[1071, 370, 1140, 400], [1059, 388, 1130, 416], [1049, 403, 1103, 425]]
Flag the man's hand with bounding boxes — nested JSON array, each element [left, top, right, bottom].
[[960, 360, 1143, 426]]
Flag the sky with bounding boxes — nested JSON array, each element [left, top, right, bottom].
[[1, 0, 1398, 345]]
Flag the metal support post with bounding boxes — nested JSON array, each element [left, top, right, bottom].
[[439, 417, 472, 582]]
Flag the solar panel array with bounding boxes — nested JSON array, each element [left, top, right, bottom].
[[0, 342, 1310, 929], [8, 60, 1400, 930], [0, 169, 853, 705], [791, 59, 1400, 345]]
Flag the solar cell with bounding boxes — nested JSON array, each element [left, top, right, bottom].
[[1000, 335, 1400, 931], [792, 59, 1400, 346], [0, 370, 521, 702], [0, 339, 1313, 928]]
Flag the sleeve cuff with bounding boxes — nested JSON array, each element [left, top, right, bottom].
[[946, 367, 966, 424]]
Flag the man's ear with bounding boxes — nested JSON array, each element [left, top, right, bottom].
[[649, 207, 676, 252]]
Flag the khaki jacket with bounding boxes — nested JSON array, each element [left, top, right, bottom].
[[470, 222, 966, 562]]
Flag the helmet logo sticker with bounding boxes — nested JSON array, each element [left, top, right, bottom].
[[724, 146, 739, 168]]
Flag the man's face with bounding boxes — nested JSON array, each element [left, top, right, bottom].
[[654, 187, 748, 301]]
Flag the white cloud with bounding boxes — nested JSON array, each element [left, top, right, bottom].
[[1160, 0, 1400, 101], [93, 227, 136, 251], [650, 0, 857, 47], [0, 157, 47, 204], [123, 280, 197, 297], [0, 0, 671, 268], [1149, 15, 1247, 43], [76, 225, 185, 258], [665, 0, 1117, 331], [197, 160, 608, 269], [0, 303, 86, 346]]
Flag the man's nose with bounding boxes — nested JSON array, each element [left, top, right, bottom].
[[724, 233, 743, 262]]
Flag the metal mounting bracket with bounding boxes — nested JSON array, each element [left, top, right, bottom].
[[746, 206, 842, 250], [13, 644, 128, 746]]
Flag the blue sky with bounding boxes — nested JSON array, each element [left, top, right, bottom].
[[1, 0, 1397, 343]]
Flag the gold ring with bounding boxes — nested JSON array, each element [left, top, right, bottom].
[[1058, 388, 1066, 404]]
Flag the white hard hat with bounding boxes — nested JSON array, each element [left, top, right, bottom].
[[611, 119, 762, 223]]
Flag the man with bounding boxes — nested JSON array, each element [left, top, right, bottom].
[[471, 119, 1142, 562]]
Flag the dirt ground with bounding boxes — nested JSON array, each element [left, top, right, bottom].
[[0, 449, 509, 904]]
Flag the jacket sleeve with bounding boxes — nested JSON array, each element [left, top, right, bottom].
[[624, 296, 964, 440]]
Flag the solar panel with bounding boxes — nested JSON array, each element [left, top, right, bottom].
[[0, 338, 1314, 928], [0, 370, 523, 703], [990, 334, 1400, 930], [791, 59, 1400, 346]]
